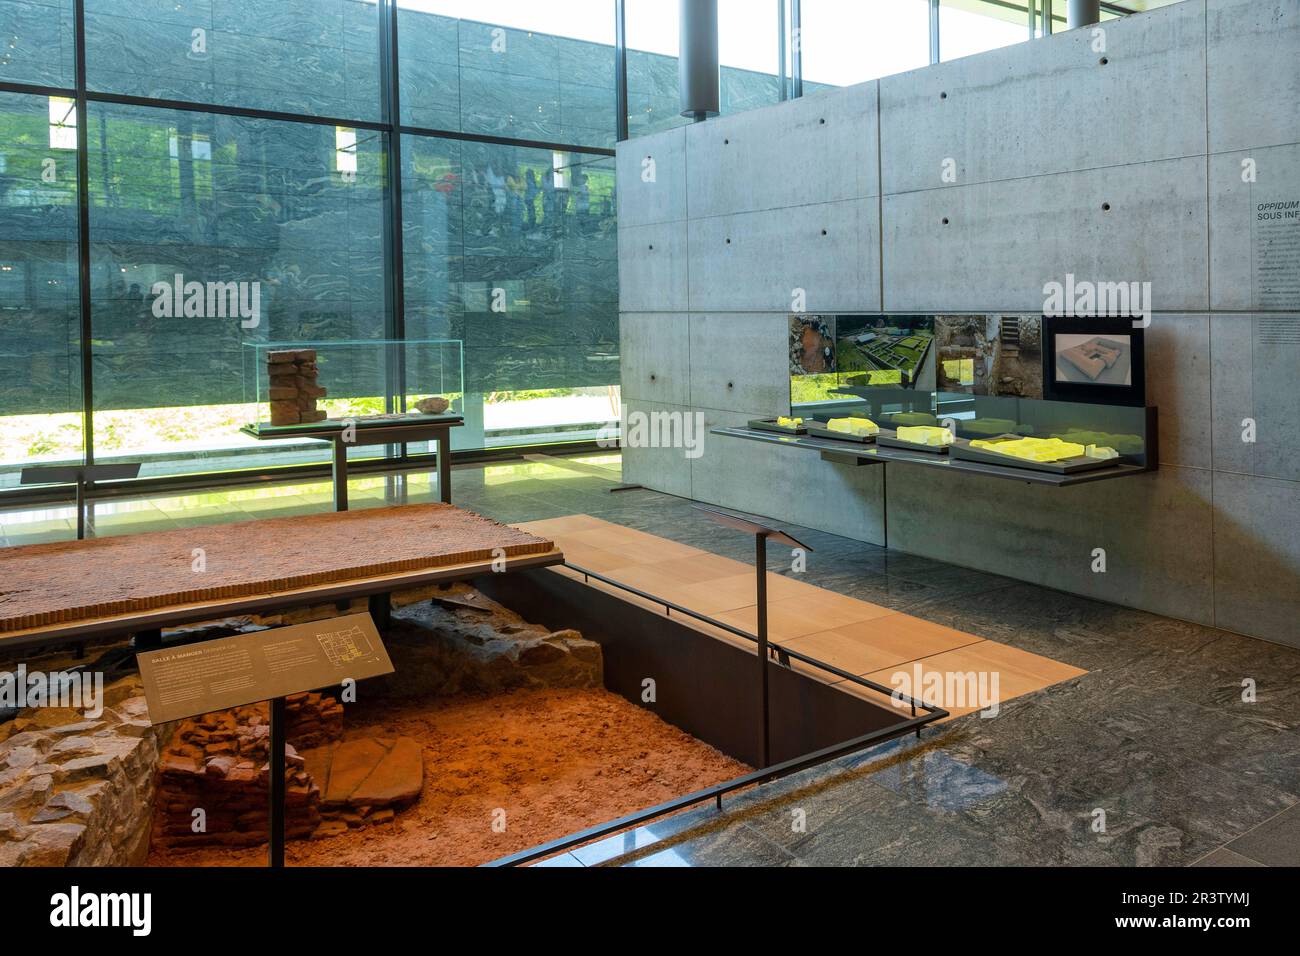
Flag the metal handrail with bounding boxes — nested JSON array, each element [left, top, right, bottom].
[[483, 561, 951, 867], [565, 562, 944, 720], [486, 709, 939, 868]]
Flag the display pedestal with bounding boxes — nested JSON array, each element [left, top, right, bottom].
[[242, 415, 464, 510]]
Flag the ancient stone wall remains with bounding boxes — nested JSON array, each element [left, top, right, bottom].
[[0, 675, 172, 866]]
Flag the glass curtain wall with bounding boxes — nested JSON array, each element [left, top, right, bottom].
[[625, 0, 783, 138], [0, 91, 83, 474], [0, 0, 625, 485], [0, 0, 1155, 489], [398, 1, 619, 449]]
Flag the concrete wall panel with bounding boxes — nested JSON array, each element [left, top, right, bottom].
[[686, 80, 879, 219], [621, 398, 695, 498], [619, 312, 690, 405], [615, 127, 687, 228], [879, 1, 1207, 195], [883, 157, 1209, 312], [1210, 313, 1300, 482], [885, 464, 1217, 627], [1147, 313, 1212, 469], [1207, 0, 1300, 153], [691, 409, 887, 545], [688, 312, 790, 415], [617, 220, 688, 312], [688, 199, 880, 312], [1211, 471, 1300, 647]]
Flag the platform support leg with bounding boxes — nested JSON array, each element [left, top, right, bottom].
[[332, 438, 349, 512], [369, 592, 392, 632], [131, 629, 162, 651], [74, 478, 87, 540], [755, 532, 770, 769]]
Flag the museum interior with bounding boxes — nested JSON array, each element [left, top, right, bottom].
[[0, 0, 1296, 872]]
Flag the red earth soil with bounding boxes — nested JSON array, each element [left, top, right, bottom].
[[147, 687, 750, 867]]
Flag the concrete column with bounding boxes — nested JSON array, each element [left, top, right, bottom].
[[679, 0, 719, 119], [1068, 0, 1101, 29]]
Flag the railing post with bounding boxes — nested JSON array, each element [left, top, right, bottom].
[[756, 532, 770, 768]]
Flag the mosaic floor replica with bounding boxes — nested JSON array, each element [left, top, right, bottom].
[[3, 453, 1299, 868]]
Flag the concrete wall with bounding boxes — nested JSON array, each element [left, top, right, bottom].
[[616, 0, 1300, 648]]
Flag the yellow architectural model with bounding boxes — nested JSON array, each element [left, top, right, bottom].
[[1053, 429, 1143, 454], [896, 425, 954, 447], [969, 436, 1086, 462], [776, 416, 804, 429], [826, 416, 880, 437]]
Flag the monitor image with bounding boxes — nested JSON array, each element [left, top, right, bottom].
[[1041, 316, 1145, 407], [1054, 333, 1133, 386]]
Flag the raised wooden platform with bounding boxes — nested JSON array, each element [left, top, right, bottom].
[[516, 515, 1085, 720], [0, 504, 560, 647]]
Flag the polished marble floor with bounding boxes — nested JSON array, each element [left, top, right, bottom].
[[4, 452, 1299, 867]]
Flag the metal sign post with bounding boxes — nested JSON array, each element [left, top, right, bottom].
[[695, 506, 812, 768], [20, 463, 142, 540], [269, 696, 286, 868]]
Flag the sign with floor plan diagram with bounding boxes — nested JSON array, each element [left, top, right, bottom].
[[137, 613, 393, 724]]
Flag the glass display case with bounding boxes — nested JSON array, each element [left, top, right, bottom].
[[783, 313, 1157, 479], [241, 339, 463, 434]]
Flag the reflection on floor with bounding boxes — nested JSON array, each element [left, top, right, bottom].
[[516, 514, 1085, 720], [3, 451, 1299, 867]]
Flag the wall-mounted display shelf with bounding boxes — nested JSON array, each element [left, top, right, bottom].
[[711, 414, 1157, 489]]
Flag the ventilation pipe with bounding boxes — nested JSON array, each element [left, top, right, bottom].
[[679, 0, 720, 120], [1068, 0, 1101, 28]]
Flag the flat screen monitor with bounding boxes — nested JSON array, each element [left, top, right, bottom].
[[1042, 317, 1145, 407]]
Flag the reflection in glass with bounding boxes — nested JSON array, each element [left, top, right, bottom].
[[626, 0, 781, 138], [403, 136, 619, 449], [0, 92, 83, 485], [0, 0, 76, 89], [83, 0, 384, 121], [85, 102, 389, 476], [398, 1, 616, 147]]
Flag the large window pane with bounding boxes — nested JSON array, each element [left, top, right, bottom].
[[403, 134, 618, 449], [84, 0, 382, 122], [626, 0, 782, 138], [719, 0, 783, 120], [800, 0, 930, 89], [86, 103, 389, 476], [0, 91, 83, 486], [941, 0, 1027, 62], [398, 1, 616, 148], [0, 0, 75, 89]]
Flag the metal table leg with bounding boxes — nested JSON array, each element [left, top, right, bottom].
[[438, 427, 452, 504]]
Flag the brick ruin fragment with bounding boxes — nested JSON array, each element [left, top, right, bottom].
[[267, 348, 327, 426], [151, 692, 343, 851]]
